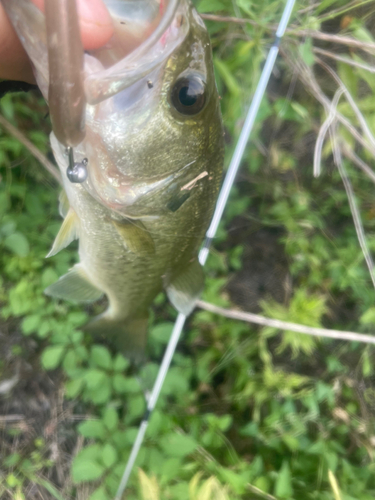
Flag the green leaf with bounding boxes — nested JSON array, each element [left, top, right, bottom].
[[147, 410, 162, 438], [101, 443, 118, 469], [115, 376, 141, 394], [89, 486, 111, 500], [78, 420, 106, 439], [274, 461, 293, 498], [360, 307, 375, 325], [3, 453, 21, 467], [138, 469, 159, 500], [34, 477, 66, 500], [0, 94, 14, 120], [0, 192, 10, 217], [72, 445, 104, 483], [75, 444, 102, 461], [160, 433, 198, 458], [6, 473, 20, 487], [162, 367, 189, 396], [4, 232, 30, 257], [1, 221, 16, 236], [72, 460, 105, 484], [85, 374, 112, 404], [113, 353, 129, 371], [41, 345, 66, 370], [84, 369, 107, 389], [37, 319, 52, 338], [68, 312, 88, 328], [41, 268, 59, 288], [214, 58, 241, 96], [219, 468, 247, 494], [21, 314, 41, 335], [103, 407, 119, 431], [62, 349, 80, 373], [197, 0, 226, 12], [65, 377, 85, 398], [217, 415, 232, 432], [113, 373, 128, 394], [150, 322, 174, 344], [91, 345, 112, 369], [125, 395, 146, 422], [158, 459, 183, 482], [298, 38, 314, 67]]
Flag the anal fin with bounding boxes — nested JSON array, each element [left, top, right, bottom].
[[44, 264, 103, 303], [166, 258, 204, 316], [112, 219, 155, 256], [47, 208, 79, 257]]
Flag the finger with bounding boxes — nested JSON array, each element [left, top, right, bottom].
[[0, 3, 35, 83], [32, 0, 114, 50], [0, 0, 114, 83]]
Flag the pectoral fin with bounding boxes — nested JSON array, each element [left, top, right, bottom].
[[58, 190, 70, 218], [44, 264, 103, 303], [166, 259, 204, 316], [46, 208, 79, 258], [112, 219, 155, 256]]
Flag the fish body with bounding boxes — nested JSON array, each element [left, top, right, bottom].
[[4, 0, 224, 358]]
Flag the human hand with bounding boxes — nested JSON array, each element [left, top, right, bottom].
[[0, 0, 114, 83]]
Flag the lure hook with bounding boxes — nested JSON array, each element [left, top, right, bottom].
[[45, 0, 86, 147], [66, 147, 88, 183]]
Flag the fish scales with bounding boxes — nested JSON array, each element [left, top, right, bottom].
[[4, 0, 224, 360]]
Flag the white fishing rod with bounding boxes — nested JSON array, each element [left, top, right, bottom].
[[115, 0, 296, 497]]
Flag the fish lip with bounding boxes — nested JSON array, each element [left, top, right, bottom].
[[84, 0, 189, 105]]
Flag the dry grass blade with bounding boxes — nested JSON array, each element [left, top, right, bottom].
[[280, 49, 375, 289], [314, 47, 375, 73], [333, 135, 375, 289], [316, 0, 374, 22], [196, 300, 375, 344], [328, 470, 342, 500], [342, 146, 375, 184], [297, 2, 320, 14], [314, 88, 344, 177], [0, 114, 62, 185], [311, 57, 375, 289], [281, 50, 375, 158], [247, 483, 278, 500], [318, 59, 375, 152], [293, 31, 375, 55]]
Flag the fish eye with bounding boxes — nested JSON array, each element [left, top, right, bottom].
[[170, 74, 206, 116]]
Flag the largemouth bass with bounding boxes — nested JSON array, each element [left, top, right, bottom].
[[3, 0, 224, 359]]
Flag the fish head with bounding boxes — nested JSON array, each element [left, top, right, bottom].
[[73, 0, 224, 214]]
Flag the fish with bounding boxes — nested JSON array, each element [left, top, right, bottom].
[[3, 0, 224, 360]]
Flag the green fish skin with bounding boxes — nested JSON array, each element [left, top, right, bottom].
[[4, 0, 224, 360]]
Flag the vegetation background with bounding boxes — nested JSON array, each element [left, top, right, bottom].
[[1, 0, 375, 499]]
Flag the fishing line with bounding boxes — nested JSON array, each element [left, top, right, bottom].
[[115, 0, 297, 497]]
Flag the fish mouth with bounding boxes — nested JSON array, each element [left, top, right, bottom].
[[84, 0, 188, 105]]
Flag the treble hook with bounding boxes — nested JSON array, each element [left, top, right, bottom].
[[45, 0, 87, 183]]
